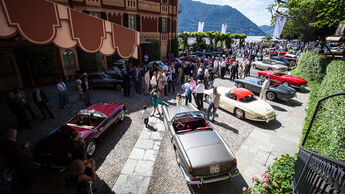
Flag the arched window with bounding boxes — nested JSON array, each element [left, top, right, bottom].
[[62, 49, 76, 69]]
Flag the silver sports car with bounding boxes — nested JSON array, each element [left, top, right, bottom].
[[161, 105, 239, 185]]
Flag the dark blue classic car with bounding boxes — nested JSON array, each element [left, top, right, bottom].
[[234, 77, 296, 101]]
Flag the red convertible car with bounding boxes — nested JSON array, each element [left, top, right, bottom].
[[266, 48, 287, 56], [258, 71, 307, 88], [33, 102, 126, 167]]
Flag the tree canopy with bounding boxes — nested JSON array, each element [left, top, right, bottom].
[[268, 0, 343, 41]]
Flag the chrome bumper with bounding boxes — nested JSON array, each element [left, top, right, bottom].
[[179, 165, 239, 185], [248, 114, 276, 123]]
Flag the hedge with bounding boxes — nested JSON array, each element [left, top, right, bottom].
[[302, 60, 345, 161], [292, 51, 329, 83]]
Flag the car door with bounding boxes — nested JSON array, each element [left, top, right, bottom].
[[251, 81, 262, 94], [270, 73, 282, 84], [222, 93, 236, 113]]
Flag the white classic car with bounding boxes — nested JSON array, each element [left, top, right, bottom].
[[204, 87, 275, 122], [252, 61, 288, 72]]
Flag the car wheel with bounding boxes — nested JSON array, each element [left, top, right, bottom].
[[268, 68, 273, 71], [259, 74, 264, 79], [282, 81, 289, 87], [253, 64, 256, 69], [266, 91, 276, 101], [234, 108, 245, 119], [119, 110, 125, 122], [114, 84, 122, 91], [86, 140, 97, 157], [237, 83, 244, 88]]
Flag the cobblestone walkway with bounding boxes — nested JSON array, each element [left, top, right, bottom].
[[112, 116, 165, 194]]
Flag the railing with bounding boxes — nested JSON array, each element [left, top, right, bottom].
[[292, 93, 345, 194]]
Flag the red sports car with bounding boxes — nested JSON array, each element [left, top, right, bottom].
[[266, 48, 287, 56], [33, 102, 126, 167], [258, 71, 307, 88], [284, 54, 298, 63]]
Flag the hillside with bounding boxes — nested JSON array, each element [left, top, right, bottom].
[[259, 25, 275, 35], [178, 0, 265, 36]]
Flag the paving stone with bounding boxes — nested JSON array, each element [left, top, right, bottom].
[[133, 160, 154, 177], [114, 175, 143, 194], [135, 139, 154, 149], [121, 159, 138, 175], [129, 148, 145, 160], [138, 176, 151, 194], [149, 132, 163, 140], [143, 149, 157, 161], [254, 149, 271, 165], [139, 130, 151, 140], [112, 174, 128, 193]]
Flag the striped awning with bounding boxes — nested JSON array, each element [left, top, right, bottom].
[[0, 0, 139, 58]]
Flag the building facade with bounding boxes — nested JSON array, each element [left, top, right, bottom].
[[53, 0, 179, 59], [0, 0, 178, 91]]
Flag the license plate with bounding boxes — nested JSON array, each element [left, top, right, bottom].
[[210, 164, 220, 174]]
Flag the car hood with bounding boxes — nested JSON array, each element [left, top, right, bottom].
[[277, 85, 296, 94], [243, 99, 274, 116], [281, 75, 307, 83], [178, 130, 235, 176]]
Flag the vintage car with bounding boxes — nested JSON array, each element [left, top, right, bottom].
[[204, 87, 275, 122], [234, 77, 296, 101], [162, 57, 182, 65], [270, 56, 295, 69], [252, 60, 288, 71], [33, 103, 126, 167], [266, 48, 287, 56], [161, 105, 239, 184], [284, 53, 298, 63], [81, 72, 123, 90], [258, 71, 308, 88]]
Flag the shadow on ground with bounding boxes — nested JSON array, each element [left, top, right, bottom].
[[212, 120, 239, 134], [249, 119, 282, 130], [271, 104, 287, 112], [188, 173, 248, 194]]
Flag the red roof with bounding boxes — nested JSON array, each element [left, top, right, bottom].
[[230, 88, 253, 100], [86, 103, 123, 117]]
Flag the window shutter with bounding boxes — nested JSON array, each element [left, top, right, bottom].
[[167, 18, 171, 33], [159, 17, 162, 33], [123, 13, 128, 27], [136, 14, 141, 32]]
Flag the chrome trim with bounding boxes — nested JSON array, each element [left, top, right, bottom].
[[179, 165, 239, 184]]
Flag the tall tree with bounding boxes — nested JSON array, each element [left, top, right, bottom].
[[268, 0, 341, 42]]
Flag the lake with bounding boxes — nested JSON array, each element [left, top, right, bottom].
[[187, 36, 265, 44]]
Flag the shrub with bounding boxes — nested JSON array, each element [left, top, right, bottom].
[[291, 51, 329, 82], [77, 48, 98, 72], [243, 154, 296, 194], [302, 60, 345, 161], [143, 39, 160, 60]]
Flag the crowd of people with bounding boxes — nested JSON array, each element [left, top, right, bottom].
[[2, 39, 313, 193]]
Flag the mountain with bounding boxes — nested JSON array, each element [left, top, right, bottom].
[[178, 0, 265, 36], [259, 25, 275, 36]]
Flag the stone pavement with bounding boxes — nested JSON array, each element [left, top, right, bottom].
[[235, 92, 308, 185], [112, 116, 165, 194]]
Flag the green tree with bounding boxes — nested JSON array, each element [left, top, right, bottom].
[[262, 35, 273, 41], [280, 19, 304, 40], [268, 0, 341, 42], [224, 33, 232, 48], [177, 32, 192, 50], [206, 31, 216, 48]]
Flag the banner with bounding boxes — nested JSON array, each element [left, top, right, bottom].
[[221, 24, 227, 33], [273, 16, 287, 39], [198, 22, 204, 32]]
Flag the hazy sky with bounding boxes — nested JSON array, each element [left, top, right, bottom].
[[192, 0, 274, 26]]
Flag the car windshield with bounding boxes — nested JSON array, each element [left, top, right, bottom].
[[100, 72, 111, 79], [239, 94, 256, 102], [173, 111, 205, 121]]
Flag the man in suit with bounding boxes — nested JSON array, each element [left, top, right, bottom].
[[32, 86, 54, 119]]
